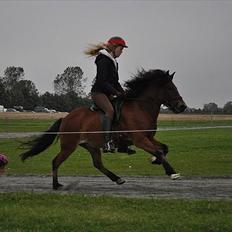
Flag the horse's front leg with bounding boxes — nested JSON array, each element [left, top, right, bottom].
[[150, 138, 181, 179], [134, 135, 180, 179], [149, 136, 169, 156]]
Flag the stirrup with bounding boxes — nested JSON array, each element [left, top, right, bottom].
[[102, 140, 115, 153]]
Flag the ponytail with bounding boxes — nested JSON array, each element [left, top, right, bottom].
[[84, 42, 117, 57], [84, 43, 106, 57]]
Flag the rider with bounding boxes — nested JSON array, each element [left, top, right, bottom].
[[85, 36, 128, 153]]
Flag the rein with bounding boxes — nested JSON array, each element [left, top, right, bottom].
[[124, 97, 148, 102]]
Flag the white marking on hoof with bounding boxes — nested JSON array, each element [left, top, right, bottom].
[[150, 156, 157, 163], [171, 173, 181, 180], [116, 178, 126, 185]]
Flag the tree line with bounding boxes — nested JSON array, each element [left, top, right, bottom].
[[161, 102, 232, 114], [0, 66, 232, 113], [0, 66, 91, 112]]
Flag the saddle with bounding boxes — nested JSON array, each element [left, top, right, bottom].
[[89, 98, 136, 155], [89, 97, 124, 125]]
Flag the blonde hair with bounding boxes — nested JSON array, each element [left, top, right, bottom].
[[84, 42, 117, 57]]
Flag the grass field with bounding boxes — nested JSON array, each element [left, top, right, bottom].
[[0, 193, 232, 232], [0, 115, 232, 232]]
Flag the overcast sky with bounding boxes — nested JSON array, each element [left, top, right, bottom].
[[0, 0, 231, 108]]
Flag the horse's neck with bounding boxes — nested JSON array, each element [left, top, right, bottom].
[[141, 87, 161, 110], [136, 96, 161, 121]]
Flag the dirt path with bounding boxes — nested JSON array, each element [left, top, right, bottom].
[[0, 175, 231, 200]]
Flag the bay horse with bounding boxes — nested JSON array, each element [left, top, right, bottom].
[[20, 69, 187, 190]]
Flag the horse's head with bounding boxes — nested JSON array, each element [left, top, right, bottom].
[[161, 71, 187, 113], [125, 69, 187, 113]]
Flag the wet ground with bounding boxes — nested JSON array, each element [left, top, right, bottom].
[[0, 175, 231, 200]]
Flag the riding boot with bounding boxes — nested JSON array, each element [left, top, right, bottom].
[[102, 115, 115, 153]]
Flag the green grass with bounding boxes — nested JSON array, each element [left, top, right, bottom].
[[0, 118, 54, 132], [0, 193, 232, 232], [0, 118, 232, 176]]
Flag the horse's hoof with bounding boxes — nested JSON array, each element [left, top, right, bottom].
[[53, 183, 63, 190], [116, 178, 126, 185], [170, 173, 181, 180]]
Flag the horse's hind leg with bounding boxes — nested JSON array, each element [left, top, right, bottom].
[[52, 145, 77, 190], [81, 144, 125, 185]]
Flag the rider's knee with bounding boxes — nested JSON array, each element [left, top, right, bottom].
[[105, 109, 114, 120]]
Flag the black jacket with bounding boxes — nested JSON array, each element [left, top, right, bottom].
[[91, 53, 124, 96]]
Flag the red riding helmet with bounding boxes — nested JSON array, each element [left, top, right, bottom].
[[107, 36, 128, 48]]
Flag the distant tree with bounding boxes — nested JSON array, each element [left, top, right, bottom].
[[0, 66, 40, 109], [58, 91, 89, 112], [39, 91, 91, 112], [0, 67, 24, 107], [2, 67, 24, 90], [0, 78, 5, 105], [223, 101, 232, 114], [15, 80, 40, 109], [54, 94, 70, 112], [203, 102, 218, 113], [0, 66, 91, 111], [40, 92, 56, 109], [54, 66, 86, 96]]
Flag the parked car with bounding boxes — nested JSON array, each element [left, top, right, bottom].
[[13, 106, 24, 112], [6, 108, 18, 112], [0, 105, 5, 112], [49, 109, 56, 113], [34, 106, 50, 113]]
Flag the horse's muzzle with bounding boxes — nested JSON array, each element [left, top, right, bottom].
[[170, 100, 187, 114]]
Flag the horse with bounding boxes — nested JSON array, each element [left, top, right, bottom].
[[20, 69, 187, 190]]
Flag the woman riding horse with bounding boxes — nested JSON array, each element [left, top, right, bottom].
[[20, 69, 187, 189], [85, 36, 128, 153]]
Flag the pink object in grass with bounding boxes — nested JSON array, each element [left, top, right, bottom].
[[0, 153, 8, 166]]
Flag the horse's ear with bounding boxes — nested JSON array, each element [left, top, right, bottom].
[[166, 70, 170, 76], [170, 72, 175, 80]]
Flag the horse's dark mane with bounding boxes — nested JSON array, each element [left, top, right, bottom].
[[124, 69, 171, 98]]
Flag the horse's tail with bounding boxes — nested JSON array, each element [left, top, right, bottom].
[[20, 118, 63, 161]]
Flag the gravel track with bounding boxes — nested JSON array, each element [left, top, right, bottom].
[[0, 175, 231, 200]]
